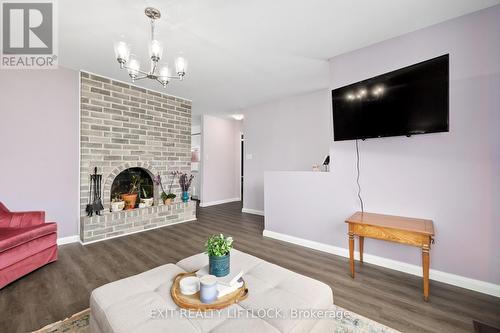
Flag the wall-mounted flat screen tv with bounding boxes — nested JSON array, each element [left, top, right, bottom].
[[332, 54, 449, 141]]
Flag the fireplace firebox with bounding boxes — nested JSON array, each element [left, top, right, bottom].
[[110, 168, 154, 209]]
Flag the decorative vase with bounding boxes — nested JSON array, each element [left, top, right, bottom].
[[163, 198, 173, 205], [182, 191, 189, 202], [209, 253, 230, 277], [120, 193, 137, 210]]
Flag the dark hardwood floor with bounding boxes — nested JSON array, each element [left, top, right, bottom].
[[1, 201, 499, 332]]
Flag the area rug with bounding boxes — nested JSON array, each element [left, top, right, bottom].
[[33, 305, 399, 333], [322, 305, 400, 332], [33, 309, 90, 333]]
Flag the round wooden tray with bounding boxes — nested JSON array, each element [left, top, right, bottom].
[[171, 272, 248, 311]]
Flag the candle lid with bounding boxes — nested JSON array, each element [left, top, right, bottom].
[[199, 274, 217, 286]]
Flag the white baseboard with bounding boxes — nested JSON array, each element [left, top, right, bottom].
[[241, 207, 265, 216], [81, 218, 197, 245], [200, 198, 240, 207], [57, 235, 80, 245], [263, 230, 500, 298]]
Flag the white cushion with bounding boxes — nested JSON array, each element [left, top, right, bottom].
[[90, 264, 198, 333], [90, 249, 334, 333]]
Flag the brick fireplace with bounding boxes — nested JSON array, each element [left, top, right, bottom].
[[79, 72, 196, 243]]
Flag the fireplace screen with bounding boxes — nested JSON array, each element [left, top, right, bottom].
[[110, 168, 154, 208]]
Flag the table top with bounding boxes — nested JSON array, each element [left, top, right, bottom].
[[345, 211, 434, 235]]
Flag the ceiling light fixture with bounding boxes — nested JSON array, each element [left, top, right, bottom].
[[232, 114, 244, 120], [113, 7, 187, 88]]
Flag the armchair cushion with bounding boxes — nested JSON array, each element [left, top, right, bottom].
[[0, 202, 57, 289], [0, 232, 57, 270], [0, 223, 57, 253], [0, 202, 45, 228]]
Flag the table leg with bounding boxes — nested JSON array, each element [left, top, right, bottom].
[[359, 236, 364, 263], [349, 232, 355, 278], [422, 244, 430, 301]]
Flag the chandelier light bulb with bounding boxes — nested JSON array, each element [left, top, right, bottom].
[[175, 56, 187, 75], [114, 41, 130, 64], [127, 57, 141, 78], [159, 66, 170, 83], [149, 40, 163, 61]]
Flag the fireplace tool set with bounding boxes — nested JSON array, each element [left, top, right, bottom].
[[86, 167, 104, 217]]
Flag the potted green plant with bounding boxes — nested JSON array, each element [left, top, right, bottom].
[[110, 196, 125, 212], [205, 234, 233, 277], [161, 192, 176, 205], [155, 171, 179, 205], [120, 175, 141, 210], [140, 187, 154, 207]]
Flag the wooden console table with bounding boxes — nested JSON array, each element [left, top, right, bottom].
[[345, 212, 435, 301]]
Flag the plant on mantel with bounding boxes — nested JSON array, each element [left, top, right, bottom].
[[155, 171, 181, 205], [129, 175, 142, 194], [110, 194, 125, 212], [121, 175, 142, 210]]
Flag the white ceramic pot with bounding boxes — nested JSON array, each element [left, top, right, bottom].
[[111, 201, 125, 212], [141, 197, 154, 207]]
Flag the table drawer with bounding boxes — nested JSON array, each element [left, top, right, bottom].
[[351, 223, 430, 247]]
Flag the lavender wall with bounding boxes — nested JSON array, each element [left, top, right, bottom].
[[243, 90, 332, 212], [0, 67, 80, 238], [200, 115, 242, 205], [260, 6, 500, 285], [326, 6, 500, 284]]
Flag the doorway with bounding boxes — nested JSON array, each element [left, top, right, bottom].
[[241, 133, 244, 201]]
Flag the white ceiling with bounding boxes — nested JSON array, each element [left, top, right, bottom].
[[59, 0, 500, 115]]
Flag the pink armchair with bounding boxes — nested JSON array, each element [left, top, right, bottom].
[[0, 202, 57, 289]]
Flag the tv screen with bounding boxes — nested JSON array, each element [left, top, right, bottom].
[[332, 54, 449, 141]]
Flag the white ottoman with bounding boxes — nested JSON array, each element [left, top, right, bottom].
[[90, 249, 334, 333]]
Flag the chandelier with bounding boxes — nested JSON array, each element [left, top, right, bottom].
[[113, 7, 187, 88]]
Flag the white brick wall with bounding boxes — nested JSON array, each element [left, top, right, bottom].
[[79, 72, 195, 242]]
